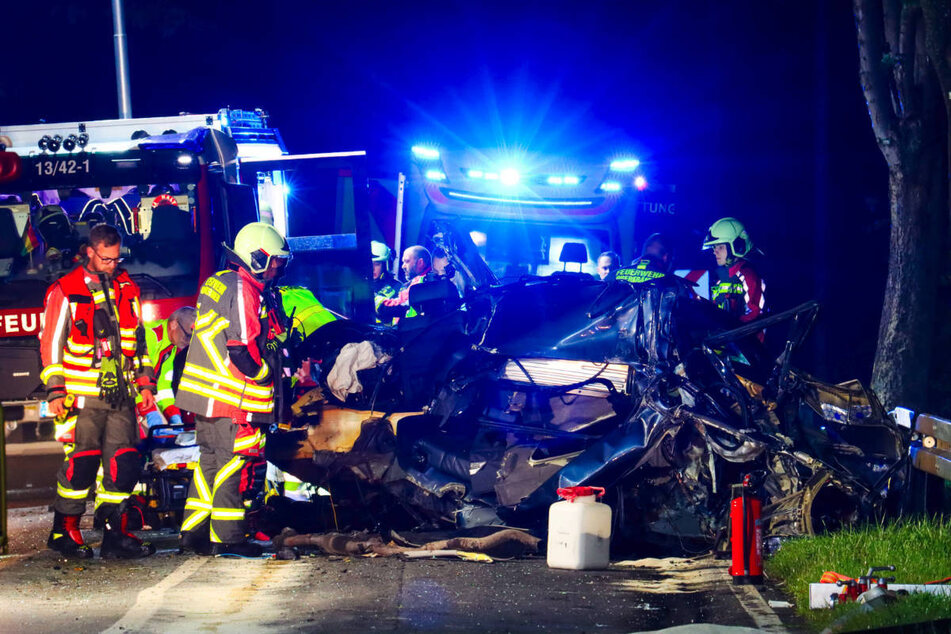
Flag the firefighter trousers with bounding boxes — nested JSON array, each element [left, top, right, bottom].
[[54, 402, 140, 517], [180, 415, 249, 544]]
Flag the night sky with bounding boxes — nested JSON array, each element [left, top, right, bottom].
[[3, 1, 890, 382]]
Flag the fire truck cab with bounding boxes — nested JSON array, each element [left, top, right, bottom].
[[0, 108, 372, 441]]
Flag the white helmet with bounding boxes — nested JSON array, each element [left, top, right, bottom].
[[231, 222, 291, 275], [371, 240, 392, 262]]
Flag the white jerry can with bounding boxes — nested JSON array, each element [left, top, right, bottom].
[[546, 486, 612, 570]]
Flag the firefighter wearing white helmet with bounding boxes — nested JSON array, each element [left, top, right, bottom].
[[702, 217, 766, 330], [371, 240, 401, 324], [177, 221, 291, 557]]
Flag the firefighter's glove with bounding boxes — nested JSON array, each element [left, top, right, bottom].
[[169, 413, 183, 427], [97, 357, 123, 405], [144, 410, 163, 430]]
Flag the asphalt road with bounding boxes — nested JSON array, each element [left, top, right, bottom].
[[0, 505, 794, 634]]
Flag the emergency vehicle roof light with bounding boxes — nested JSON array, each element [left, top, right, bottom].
[[610, 158, 640, 171], [138, 128, 207, 153], [599, 181, 622, 193], [412, 145, 440, 160], [425, 169, 447, 181], [499, 168, 520, 186], [634, 176, 648, 191]]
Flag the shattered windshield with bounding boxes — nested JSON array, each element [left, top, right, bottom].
[[0, 183, 199, 308]]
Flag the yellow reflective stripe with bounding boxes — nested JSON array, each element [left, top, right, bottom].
[[64, 385, 101, 396], [57, 483, 90, 499], [40, 364, 63, 382], [62, 367, 100, 379], [62, 352, 94, 367], [233, 431, 262, 453], [185, 499, 212, 511], [181, 508, 211, 532], [119, 327, 135, 336], [194, 309, 218, 329], [65, 340, 94, 354], [212, 456, 244, 492], [179, 379, 243, 408], [210, 508, 245, 520], [195, 317, 231, 375], [183, 362, 273, 398], [96, 490, 129, 504], [192, 464, 212, 502]]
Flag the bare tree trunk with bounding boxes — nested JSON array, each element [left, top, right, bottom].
[[872, 161, 942, 410], [855, 0, 949, 410]]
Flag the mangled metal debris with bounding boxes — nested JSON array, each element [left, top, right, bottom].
[[268, 229, 909, 552]]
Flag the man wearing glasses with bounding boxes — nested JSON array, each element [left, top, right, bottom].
[[177, 222, 291, 557], [39, 223, 158, 559]]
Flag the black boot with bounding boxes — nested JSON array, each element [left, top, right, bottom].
[[98, 503, 156, 559], [47, 511, 94, 559], [179, 522, 213, 556], [211, 539, 264, 557]]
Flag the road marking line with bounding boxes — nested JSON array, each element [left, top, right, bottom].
[[103, 556, 208, 633], [728, 581, 787, 632]]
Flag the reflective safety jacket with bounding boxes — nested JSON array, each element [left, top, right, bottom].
[[176, 267, 278, 425], [379, 268, 431, 322], [372, 274, 401, 324], [711, 258, 766, 323], [144, 319, 182, 418], [39, 266, 154, 409], [279, 286, 336, 340]]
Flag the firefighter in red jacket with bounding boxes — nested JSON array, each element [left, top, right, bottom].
[[702, 217, 766, 325], [39, 223, 157, 559], [177, 222, 290, 557], [377, 245, 432, 323]]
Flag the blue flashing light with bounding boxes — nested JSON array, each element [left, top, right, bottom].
[[563, 175, 580, 185], [634, 175, 648, 191], [412, 145, 440, 160], [500, 168, 520, 186], [547, 175, 563, 185], [610, 158, 640, 171], [425, 169, 447, 181], [282, 183, 292, 196], [600, 181, 622, 193], [468, 169, 484, 179], [484, 172, 499, 180]]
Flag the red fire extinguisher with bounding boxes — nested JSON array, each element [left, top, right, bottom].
[[729, 475, 763, 585]]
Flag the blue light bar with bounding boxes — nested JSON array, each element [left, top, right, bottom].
[[547, 176, 564, 185], [446, 190, 595, 207], [610, 158, 640, 172], [563, 175, 580, 185], [484, 172, 499, 180], [500, 168, 520, 185], [600, 181, 622, 192], [412, 145, 440, 160], [468, 169, 484, 179], [425, 169, 447, 181]]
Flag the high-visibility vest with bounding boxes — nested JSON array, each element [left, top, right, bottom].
[[279, 286, 336, 339], [144, 319, 181, 417], [39, 266, 151, 402], [175, 268, 277, 424]]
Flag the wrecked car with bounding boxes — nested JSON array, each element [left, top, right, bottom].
[[267, 225, 908, 552]]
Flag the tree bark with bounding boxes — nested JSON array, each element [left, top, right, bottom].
[[855, 0, 949, 410]]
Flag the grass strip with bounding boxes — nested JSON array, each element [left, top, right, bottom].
[[763, 516, 951, 631]]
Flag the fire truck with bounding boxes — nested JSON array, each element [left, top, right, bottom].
[[0, 108, 372, 442]]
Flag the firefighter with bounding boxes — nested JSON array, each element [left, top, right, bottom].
[[377, 245, 432, 323], [39, 223, 157, 559], [702, 217, 766, 323], [371, 241, 401, 323], [177, 222, 290, 557], [140, 306, 197, 432], [596, 251, 621, 281]]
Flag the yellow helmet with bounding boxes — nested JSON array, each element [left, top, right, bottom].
[[232, 222, 291, 275], [702, 217, 752, 258]]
